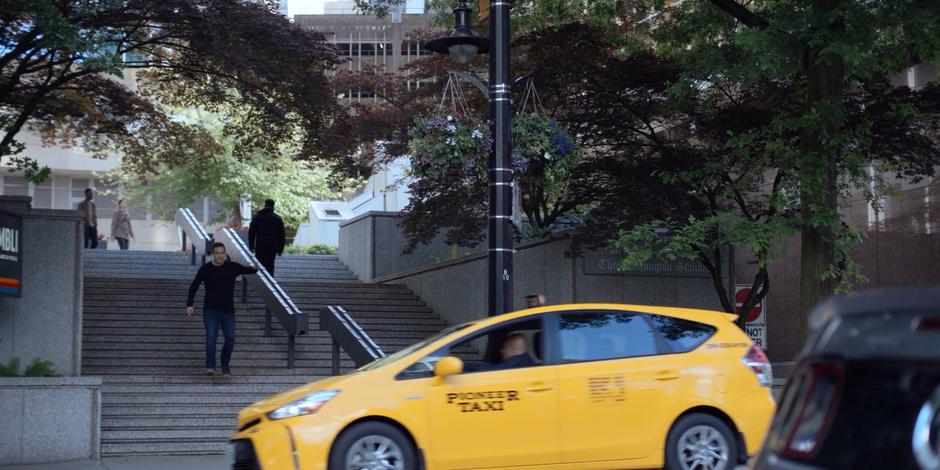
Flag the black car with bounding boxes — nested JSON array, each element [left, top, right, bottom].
[[753, 288, 940, 470]]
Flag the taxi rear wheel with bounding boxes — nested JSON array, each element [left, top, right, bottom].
[[328, 421, 417, 470], [664, 413, 737, 470]]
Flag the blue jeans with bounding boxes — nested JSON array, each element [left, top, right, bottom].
[[203, 309, 235, 371]]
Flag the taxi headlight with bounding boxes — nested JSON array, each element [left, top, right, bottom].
[[267, 390, 340, 420]]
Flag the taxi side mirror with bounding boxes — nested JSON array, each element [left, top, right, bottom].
[[434, 356, 463, 378]]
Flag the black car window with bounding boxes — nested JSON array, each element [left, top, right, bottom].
[[649, 314, 716, 353], [558, 312, 658, 362], [397, 317, 543, 380]]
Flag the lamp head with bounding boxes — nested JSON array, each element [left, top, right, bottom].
[[425, 0, 489, 63]]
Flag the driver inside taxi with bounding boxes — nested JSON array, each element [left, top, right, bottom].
[[480, 333, 535, 371]]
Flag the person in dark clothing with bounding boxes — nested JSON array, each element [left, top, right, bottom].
[[481, 333, 536, 371], [186, 242, 258, 376], [248, 199, 286, 275], [77, 188, 98, 249]]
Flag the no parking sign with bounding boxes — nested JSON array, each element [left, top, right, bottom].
[[735, 285, 766, 349]]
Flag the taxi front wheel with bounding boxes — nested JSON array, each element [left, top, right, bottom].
[[664, 413, 737, 470], [328, 421, 417, 470]]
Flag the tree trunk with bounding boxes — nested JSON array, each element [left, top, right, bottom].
[[799, 0, 844, 345]]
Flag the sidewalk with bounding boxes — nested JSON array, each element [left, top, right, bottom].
[[0, 455, 228, 470]]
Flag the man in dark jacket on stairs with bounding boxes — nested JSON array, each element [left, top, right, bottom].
[[248, 199, 286, 276], [186, 242, 258, 376]]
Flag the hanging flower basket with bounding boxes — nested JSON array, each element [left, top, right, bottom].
[[409, 114, 490, 183], [510, 113, 580, 195], [408, 113, 581, 185]]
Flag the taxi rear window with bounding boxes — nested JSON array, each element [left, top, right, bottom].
[[649, 314, 716, 353]]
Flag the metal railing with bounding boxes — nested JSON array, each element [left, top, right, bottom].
[[320, 306, 385, 375], [213, 227, 309, 369], [175, 208, 213, 265]]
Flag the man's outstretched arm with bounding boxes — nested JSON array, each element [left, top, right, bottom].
[[238, 262, 259, 276]]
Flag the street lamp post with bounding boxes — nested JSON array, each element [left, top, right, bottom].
[[488, 0, 513, 318], [427, 0, 513, 317]]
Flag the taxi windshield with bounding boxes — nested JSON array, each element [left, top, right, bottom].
[[358, 322, 475, 372]]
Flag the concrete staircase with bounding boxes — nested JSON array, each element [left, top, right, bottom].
[[82, 249, 361, 282], [81, 250, 449, 456]]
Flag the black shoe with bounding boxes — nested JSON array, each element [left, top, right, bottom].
[[205, 368, 216, 376], [222, 369, 231, 376]]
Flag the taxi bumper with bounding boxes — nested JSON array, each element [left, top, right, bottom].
[[732, 387, 777, 456], [230, 414, 345, 470]]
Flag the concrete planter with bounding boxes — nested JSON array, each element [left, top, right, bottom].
[[0, 377, 102, 465]]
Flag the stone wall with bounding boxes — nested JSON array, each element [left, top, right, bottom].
[[735, 177, 940, 363], [0, 196, 84, 376], [339, 211, 479, 282], [338, 212, 375, 281], [0, 377, 101, 464], [341, 213, 723, 327]]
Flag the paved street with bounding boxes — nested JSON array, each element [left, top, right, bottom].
[[1, 456, 229, 470], [2, 456, 750, 470]]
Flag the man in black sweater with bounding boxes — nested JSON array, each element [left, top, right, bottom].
[[248, 199, 286, 275], [480, 333, 536, 371], [186, 242, 258, 376]]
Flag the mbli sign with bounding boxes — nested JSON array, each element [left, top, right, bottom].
[[0, 210, 23, 298], [0, 226, 18, 252]]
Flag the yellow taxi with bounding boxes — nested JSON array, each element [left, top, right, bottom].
[[230, 303, 775, 470]]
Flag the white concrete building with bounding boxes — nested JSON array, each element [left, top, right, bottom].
[[295, 157, 412, 246], [0, 129, 215, 251]]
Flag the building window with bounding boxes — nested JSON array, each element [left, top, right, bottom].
[[53, 176, 70, 209], [406, 79, 434, 91], [402, 41, 432, 56], [1, 175, 28, 196], [347, 89, 376, 100], [334, 43, 353, 56], [33, 178, 52, 208]]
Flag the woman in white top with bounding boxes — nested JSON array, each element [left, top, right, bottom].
[[110, 199, 134, 250]]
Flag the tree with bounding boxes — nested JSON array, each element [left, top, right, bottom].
[[651, 0, 940, 337], [324, 27, 485, 181], [348, 3, 940, 333], [108, 109, 346, 235], [401, 111, 585, 251], [1, 0, 339, 182]]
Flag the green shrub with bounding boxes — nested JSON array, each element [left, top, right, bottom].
[[284, 244, 339, 255], [24, 358, 59, 377], [0, 358, 21, 377], [0, 357, 59, 377]]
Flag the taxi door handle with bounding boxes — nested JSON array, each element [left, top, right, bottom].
[[654, 370, 680, 381], [525, 384, 554, 393]]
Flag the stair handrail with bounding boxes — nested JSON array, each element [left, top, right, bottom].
[[214, 226, 309, 369], [175, 208, 213, 266], [320, 305, 385, 375]]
